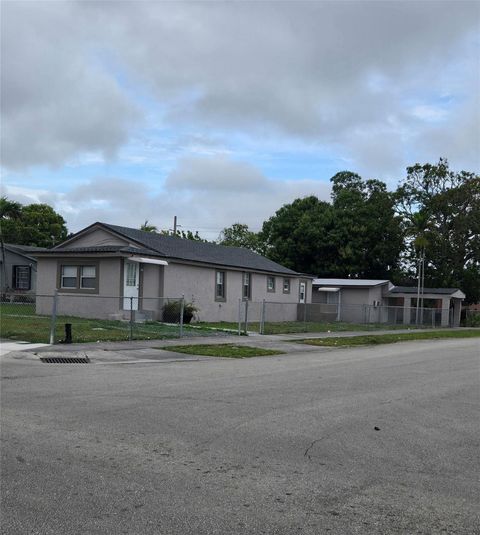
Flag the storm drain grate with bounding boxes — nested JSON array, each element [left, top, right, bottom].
[[40, 356, 90, 364]]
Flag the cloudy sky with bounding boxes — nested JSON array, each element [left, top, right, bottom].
[[1, 0, 479, 239]]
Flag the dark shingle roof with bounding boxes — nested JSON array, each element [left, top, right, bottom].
[[102, 223, 298, 275], [50, 223, 299, 276], [35, 245, 167, 257]]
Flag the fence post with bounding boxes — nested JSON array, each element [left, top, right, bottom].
[[129, 297, 134, 341], [238, 299, 242, 336], [303, 302, 307, 330], [260, 299, 266, 335], [244, 299, 249, 334], [49, 290, 58, 345], [179, 295, 185, 338]]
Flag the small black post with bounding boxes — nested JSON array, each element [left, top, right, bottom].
[[64, 323, 72, 344]]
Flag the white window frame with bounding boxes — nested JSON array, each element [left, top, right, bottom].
[[267, 276, 275, 293], [215, 270, 226, 301], [243, 272, 251, 300]]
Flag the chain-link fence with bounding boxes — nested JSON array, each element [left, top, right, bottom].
[[235, 300, 458, 334], [2, 292, 468, 344], [0, 293, 218, 344], [462, 309, 480, 327]]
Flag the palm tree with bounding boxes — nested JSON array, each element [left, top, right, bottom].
[[140, 220, 158, 233]]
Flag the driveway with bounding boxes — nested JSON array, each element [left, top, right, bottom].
[[1, 338, 479, 534]]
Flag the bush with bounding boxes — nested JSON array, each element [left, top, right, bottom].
[[465, 312, 480, 327], [162, 301, 198, 324]]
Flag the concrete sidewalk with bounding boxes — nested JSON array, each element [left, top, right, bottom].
[[1, 327, 471, 365]]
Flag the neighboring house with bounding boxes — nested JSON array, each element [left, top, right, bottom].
[[312, 278, 465, 327], [312, 278, 393, 323], [34, 222, 312, 322], [0, 243, 45, 297], [387, 286, 465, 327]]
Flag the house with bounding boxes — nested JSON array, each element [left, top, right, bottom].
[[34, 222, 312, 322], [0, 243, 45, 298], [312, 278, 465, 327], [312, 278, 393, 323]]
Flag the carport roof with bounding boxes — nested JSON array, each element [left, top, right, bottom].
[[313, 278, 390, 287], [389, 286, 465, 299]]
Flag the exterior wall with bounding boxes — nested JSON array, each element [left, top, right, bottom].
[[64, 228, 129, 248], [312, 283, 390, 324], [0, 249, 37, 294], [163, 263, 309, 323], [139, 263, 165, 319], [36, 257, 123, 319], [36, 255, 308, 323], [338, 288, 369, 323]]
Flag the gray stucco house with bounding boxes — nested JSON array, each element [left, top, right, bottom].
[[312, 278, 465, 327], [0, 243, 45, 298], [312, 278, 393, 323], [35, 222, 311, 322]]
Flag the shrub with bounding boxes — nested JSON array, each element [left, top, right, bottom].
[[465, 312, 480, 327], [162, 300, 198, 324]]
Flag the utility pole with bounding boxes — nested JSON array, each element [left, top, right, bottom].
[[173, 216, 177, 235]]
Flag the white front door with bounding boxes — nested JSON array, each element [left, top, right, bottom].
[[123, 261, 139, 310]]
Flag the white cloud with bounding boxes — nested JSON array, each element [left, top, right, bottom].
[[1, 157, 332, 239], [1, 0, 478, 175]]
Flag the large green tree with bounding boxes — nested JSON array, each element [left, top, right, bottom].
[[260, 173, 402, 278], [0, 198, 68, 247], [395, 158, 480, 302], [260, 196, 336, 274], [330, 172, 403, 279]]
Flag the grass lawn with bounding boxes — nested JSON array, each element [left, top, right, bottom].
[[198, 320, 427, 335], [298, 329, 480, 347], [159, 343, 283, 358], [0, 304, 219, 344]]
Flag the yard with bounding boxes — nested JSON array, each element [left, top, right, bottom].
[[198, 320, 428, 335], [0, 303, 219, 343]]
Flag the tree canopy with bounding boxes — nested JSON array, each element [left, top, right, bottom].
[[260, 173, 403, 279], [218, 223, 263, 253], [0, 197, 68, 247], [395, 158, 480, 302]]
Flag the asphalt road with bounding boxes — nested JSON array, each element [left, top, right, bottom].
[[1, 339, 479, 534]]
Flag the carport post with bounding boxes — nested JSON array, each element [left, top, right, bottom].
[[49, 290, 58, 345]]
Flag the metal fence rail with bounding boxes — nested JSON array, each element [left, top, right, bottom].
[[0, 294, 208, 344], [1, 292, 468, 344]]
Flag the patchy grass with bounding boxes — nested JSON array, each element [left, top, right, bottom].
[[159, 343, 283, 358], [0, 304, 222, 344], [197, 320, 428, 335], [298, 329, 480, 347]]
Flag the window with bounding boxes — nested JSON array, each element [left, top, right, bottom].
[[242, 272, 251, 299], [283, 278, 291, 294], [215, 270, 226, 301], [80, 266, 96, 289], [267, 276, 275, 292], [299, 282, 306, 303], [61, 266, 77, 288], [13, 266, 31, 290], [59, 264, 97, 292], [125, 263, 137, 287]]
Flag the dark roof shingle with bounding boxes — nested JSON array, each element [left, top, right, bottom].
[[50, 223, 299, 275]]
